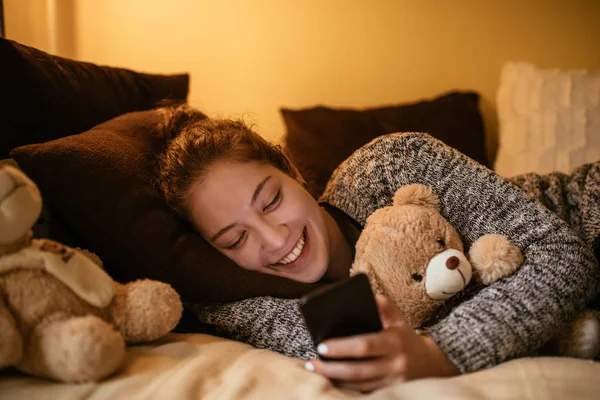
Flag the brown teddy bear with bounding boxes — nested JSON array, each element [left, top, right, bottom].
[[351, 184, 600, 359], [0, 164, 183, 382]]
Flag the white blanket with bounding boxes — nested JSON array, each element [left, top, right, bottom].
[[1, 333, 598, 400]]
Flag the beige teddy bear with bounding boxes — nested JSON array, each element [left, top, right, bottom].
[[351, 184, 600, 359], [0, 164, 183, 382]]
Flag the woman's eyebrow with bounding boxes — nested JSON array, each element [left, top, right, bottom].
[[251, 176, 272, 205]]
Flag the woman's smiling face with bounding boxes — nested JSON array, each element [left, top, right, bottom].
[[187, 160, 332, 283]]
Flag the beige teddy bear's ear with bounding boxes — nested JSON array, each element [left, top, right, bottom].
[[393, 184, 440, 211]]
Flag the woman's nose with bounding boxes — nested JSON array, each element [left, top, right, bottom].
[[260, 221, 288, 251]]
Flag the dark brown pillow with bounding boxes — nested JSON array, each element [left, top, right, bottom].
[[0, 38, 189, 158], [281, 91, 489, 199], [11, 110, 320, 303]]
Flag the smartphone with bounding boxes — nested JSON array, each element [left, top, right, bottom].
[[299, 273, 383, 355]]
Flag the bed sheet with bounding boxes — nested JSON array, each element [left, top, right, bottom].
[[1, 333, 599, 400]]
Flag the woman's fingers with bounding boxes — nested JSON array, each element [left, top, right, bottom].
[[304, 296, 417, 391], [375, 294, 406, 329], [307, 355, 406, 382], [317, 328, 404, 359]]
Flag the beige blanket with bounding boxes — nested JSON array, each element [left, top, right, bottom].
[[1, 333, 599, 400]]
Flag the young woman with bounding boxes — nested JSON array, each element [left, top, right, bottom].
[[156, 105, 600, 392]]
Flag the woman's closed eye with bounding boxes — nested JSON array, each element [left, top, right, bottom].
[[226, 231, 248, 250], [263, 189, 282, 212]]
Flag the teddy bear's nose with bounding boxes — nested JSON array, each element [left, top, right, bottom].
[[446, 256, 460, 270]]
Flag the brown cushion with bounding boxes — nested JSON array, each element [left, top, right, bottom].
[[0, 38, 189, 158], [281, 91, 489, 199], [11, 110, 321, 303]]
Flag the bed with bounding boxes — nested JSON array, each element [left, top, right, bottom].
[[2, 37, 600, 399], [2, 333, 600, 400]]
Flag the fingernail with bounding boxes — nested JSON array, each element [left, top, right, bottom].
[[304, 361, 315, 372], [317, 343, 328, 355]]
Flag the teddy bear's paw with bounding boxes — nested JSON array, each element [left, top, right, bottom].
[[111, 280, 183, 344], [550, 310, 600, 359], [469, 234, 523, 285], [22, 315, 126, 382]]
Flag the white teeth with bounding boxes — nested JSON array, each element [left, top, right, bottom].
[[278, 233, 306, 265]]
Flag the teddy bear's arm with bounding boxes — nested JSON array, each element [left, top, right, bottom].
[[109, 280, 183, 344]]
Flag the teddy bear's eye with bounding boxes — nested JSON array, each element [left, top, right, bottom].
[[411, 273, 423, 282], [437, 237, 446, 247]]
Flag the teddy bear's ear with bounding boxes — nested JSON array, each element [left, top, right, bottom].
[[393, 184, 440, 211]]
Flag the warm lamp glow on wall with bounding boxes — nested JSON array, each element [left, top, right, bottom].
[[495, 62, 600, 177]]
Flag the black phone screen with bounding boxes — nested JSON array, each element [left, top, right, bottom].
[[299, 273, 383, 349]]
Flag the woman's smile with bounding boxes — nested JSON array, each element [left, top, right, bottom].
[[274, 228, 306, 266], [270, 227, 312, 274]]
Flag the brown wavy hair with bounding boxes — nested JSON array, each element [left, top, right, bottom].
[[156, 105, 296, 219]]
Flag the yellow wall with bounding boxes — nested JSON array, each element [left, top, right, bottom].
[[5, 0, 52, 53], [5, 0, 600, 159], [5, 0, 76, 57]]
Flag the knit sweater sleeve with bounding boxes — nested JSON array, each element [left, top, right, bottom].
[[186, 297, 316, 360], [320, 132, 600, 373]]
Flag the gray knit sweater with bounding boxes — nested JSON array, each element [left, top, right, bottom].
[[188, 132, 600, 373]]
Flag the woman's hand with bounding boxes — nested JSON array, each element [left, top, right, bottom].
[[305, 295, 458, 392]]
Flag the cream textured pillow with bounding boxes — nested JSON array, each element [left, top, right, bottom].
[[494, 62, 600, 177]]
